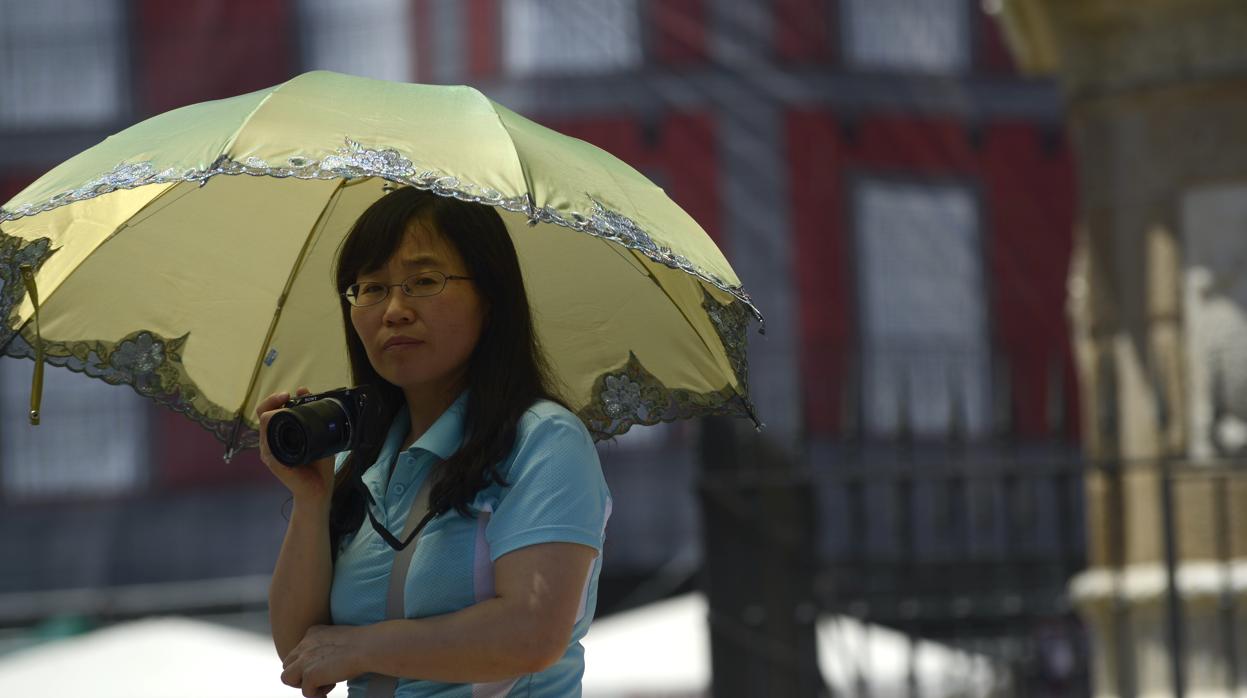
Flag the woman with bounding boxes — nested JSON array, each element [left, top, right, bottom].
[[257, 187, 612, 697]]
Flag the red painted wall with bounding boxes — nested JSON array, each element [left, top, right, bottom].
[[135, 0, 295, 116], [788, 110, 1077, 439], [0, 173, 38, 205], [788, 112, 849, 434], [538, 113, 723, 250], [466, 0, 501, 80], [651, 0, 710, 66], [977, 8, 1019, 74], [155, 411, 271, 489], [775, 0, 835, 63], [413, 0, 435, 83]]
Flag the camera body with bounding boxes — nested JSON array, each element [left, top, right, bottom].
[[266, 385, 382, 467]]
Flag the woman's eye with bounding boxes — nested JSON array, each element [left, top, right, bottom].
[[358, 283, 385, 295], [411, 276, 438, 287]]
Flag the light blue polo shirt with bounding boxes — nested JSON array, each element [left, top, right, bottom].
[[329, 392, 612, 697]]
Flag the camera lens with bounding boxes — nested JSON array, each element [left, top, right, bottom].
[[266, 398, 352, 466], [270, 418, 308, 462]]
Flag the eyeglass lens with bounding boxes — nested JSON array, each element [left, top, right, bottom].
[[347, 271, 446, 306]]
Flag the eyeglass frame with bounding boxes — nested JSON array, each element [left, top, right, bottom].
[[342, 270, 474, 307]]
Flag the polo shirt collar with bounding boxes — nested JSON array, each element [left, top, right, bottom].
[[376, 390, 468, 463], [405, 390, 468, 460], [362, 391, 468, 501]]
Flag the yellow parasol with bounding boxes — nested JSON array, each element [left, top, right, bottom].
[[0, 71, 759, 456]]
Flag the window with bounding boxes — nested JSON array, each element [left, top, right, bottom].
[[0, 0, 125, 128], [503, 0, 642, 76], [1181, 183, 1247, 460], [300, 0, 414, 82], [1, 359, 149, 499], [855, 179, 990, 439], [842, 0, 969, 74]]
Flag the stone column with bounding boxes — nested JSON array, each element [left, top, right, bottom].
[[998, 0, 1247, 695]]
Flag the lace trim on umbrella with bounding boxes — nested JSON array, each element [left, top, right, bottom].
[[0, 233, 52, 353], [702, 288, 750, 389], [1, 232, 250, 445], [578, 352, 758, 441], [0, 138, 762, 325], [2, 328, 254, 447]]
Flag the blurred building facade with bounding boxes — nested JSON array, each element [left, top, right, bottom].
[[1, 0, 1086, 694], [1003, 0, 1247, 696]]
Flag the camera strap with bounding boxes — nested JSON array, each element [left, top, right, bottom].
[[353, 474, 438, 552]]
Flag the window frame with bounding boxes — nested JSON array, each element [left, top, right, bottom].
[[295, 0, 416, 83], [846, 172, 995, 441], [0, 358, 152, 502], [838, 0, 975, 75], [501, 0, 645, 77], [0, 0, 130, 130]]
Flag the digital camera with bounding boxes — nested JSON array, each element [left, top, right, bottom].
[[266, 385, 382, 467]]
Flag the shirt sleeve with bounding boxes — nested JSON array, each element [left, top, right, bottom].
[[486, 411, 611, 561]]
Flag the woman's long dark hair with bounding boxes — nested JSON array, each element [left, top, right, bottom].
[[328, 186, 563, 557]]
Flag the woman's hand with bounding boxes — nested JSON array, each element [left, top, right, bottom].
[[280, 625, 363, 697], [257, 387, 336, 503]]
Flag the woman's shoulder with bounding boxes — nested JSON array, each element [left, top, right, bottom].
[[520, 398, 584, 428], [514, 398, 595, 448], [498, 399, 605, 490]]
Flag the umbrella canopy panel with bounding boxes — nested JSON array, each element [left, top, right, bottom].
[[0, 71, 757, 450]]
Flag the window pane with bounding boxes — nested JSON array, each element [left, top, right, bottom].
[[0, 0, 124, 127], [856, 180, 990, 438], [1, 359, 149, 499], [300, 0, 413, 82], [504, 0, 642, 76], [1181, 183, 1247, 460], [843, 0, 969, 74]]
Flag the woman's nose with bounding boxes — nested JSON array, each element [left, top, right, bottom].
[[381, 289, 417, 323]]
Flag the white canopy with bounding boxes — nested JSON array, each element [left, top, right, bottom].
[[0, 594, 1003, 697], [0, 616, 312, 697], [581, 593, 1004, 698]]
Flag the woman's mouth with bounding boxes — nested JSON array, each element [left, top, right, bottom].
[[383, 337, 425, 350]]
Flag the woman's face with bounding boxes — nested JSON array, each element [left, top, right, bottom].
[[349, 219, 486, 399]]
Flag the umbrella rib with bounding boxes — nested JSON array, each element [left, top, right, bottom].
[[225, 177, 348, 457], [217, 87, 279, 161], [480, 94, 540, 219], [625, 245, 745, 398]]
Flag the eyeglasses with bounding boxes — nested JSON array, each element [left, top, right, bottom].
[[343, 270, 473, 307]]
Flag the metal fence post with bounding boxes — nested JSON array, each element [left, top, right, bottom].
[[1159, 457, 1186, 697], [1214, 472, 1239, 694], [698, 416, 825, 697]]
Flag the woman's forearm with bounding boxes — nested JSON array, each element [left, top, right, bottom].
[[353, 596, 570, 684], [268, 497, 334, 658], [280, 544, 596, 690]]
